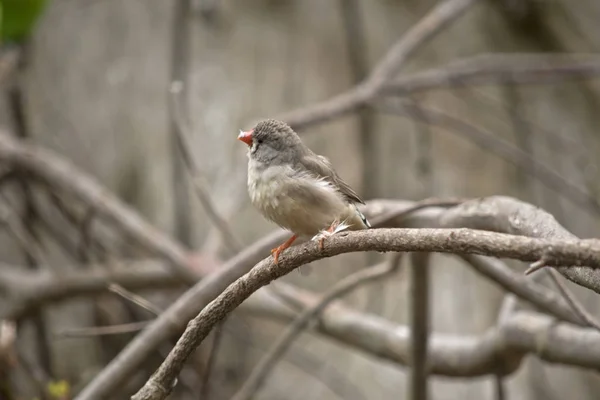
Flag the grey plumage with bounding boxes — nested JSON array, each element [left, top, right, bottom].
[[240, 119, 370, 247]]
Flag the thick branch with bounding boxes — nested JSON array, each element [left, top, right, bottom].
[[260, 286, 600, 377], [132, 228, 600, 399]]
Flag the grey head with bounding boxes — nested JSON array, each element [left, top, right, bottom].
[[238, 119, 306, 165]]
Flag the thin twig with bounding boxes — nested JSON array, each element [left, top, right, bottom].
[[277, 0, 481, 130], [378, 101, 600, 216], [56, 321, 150, 338], [384, 54, 600, 96], [108, 284, 162, 316], [231, 254, 403, 400], [0, 132, 198, 282], [525, 259, 547, 275], [169, 82, 243, 255], [545, 269, 600, 331], [0, 195, 47, 266], [199, 321, 224, 400]]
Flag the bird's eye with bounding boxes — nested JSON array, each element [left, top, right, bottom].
[[257, 139, 263, 145]]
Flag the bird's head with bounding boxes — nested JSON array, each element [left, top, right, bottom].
[[238, 119, 304, 164]]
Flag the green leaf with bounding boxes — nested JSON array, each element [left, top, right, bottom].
[[0, 0, 47, 43]]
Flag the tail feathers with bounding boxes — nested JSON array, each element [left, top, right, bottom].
[[355, 204, 371, 229]]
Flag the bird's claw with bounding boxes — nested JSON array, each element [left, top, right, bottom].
[[311, 220, 350, 250], [270, 247, 282, 265]]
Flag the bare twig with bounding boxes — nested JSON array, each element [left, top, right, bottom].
[[384, 54, 600, 96], [56, 321, 150, 338], [169, 81, 243, 255], [378, 101, 600, 217], [461, 255, 586, 326], [232, 255, 403, 400], [0, 195, 47, 266], [545, 269, 600, 331], [108, 284, 162, 316], [409, 252, 430, 400], [249, 284, 600, 377], [132, 228, 600, 400], [199, 321, 224, 400], [525, 259, 547, 275], [0, 132, 198, 282], [277, 0, 481, 130], [0, 260, 182, 321]]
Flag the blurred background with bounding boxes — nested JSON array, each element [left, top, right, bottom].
[[0, 0, 600, 399]]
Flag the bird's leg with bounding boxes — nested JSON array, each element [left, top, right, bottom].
[[271, 234, 297, 264], [318, 223, 337, 250]]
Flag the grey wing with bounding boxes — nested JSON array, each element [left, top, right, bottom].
[[297, 153, 365, 205]]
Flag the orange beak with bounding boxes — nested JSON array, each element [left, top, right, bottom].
[[238, 129, 253, 146]]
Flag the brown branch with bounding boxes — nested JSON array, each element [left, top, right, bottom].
[[169, 81, 243, 255], [384, 54, 600, 95], [276, 0, 481, 130], [0, 260, 182, 321], [108, 284, 162, 316], [440, 196, 600, 293], [461, 254, 586, 325], [378, 101, 600, 217], [132, 228, 600, 399], [545, 269, 600, 331], [0, 132, 198, 282], [56, 321, 150, 338], [231, 256, 402, 400], [75, 199, 446, 400], [248, 284, 600, 377]]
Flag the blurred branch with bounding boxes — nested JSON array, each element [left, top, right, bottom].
[[439, 196, 600, 292], [108, 284, 162, 316], [132, 227, 600, 399], [0, 196, 47, 266], [409, 252, 430, 400], [169, 81, 243, 255], [378, 101, 600, 217], [232, 255, 403, 400], [545, 269, 600, 331], [169, 0, 193, 246], [253, 285, 600, 377], [277, 0, 481, 130], [384, 54, 600, 95], [76, 199, 450, 400], [337, 0, 377, 199], [0, 260, 182, 321], [56, 321, 150, 338], [0, 132, 198, 282], [460, 255, 585, 326]]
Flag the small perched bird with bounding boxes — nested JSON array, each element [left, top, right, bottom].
[[238, 119, 371, 264]]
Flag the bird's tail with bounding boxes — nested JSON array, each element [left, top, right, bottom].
[[355, 205, 371, 229]]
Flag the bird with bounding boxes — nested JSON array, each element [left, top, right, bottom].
[[238, 119, 371, 264]]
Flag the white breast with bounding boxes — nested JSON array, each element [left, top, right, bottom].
[[247, 160, 353, 235]]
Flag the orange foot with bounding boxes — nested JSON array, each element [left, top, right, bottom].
[[271, 235, 297, 264], [318, 222, 338, 251]]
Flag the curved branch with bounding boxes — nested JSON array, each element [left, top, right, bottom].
[[232, 256, 402, 400], [251, 286, 600, 377], [132, 228, 600, 400]]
